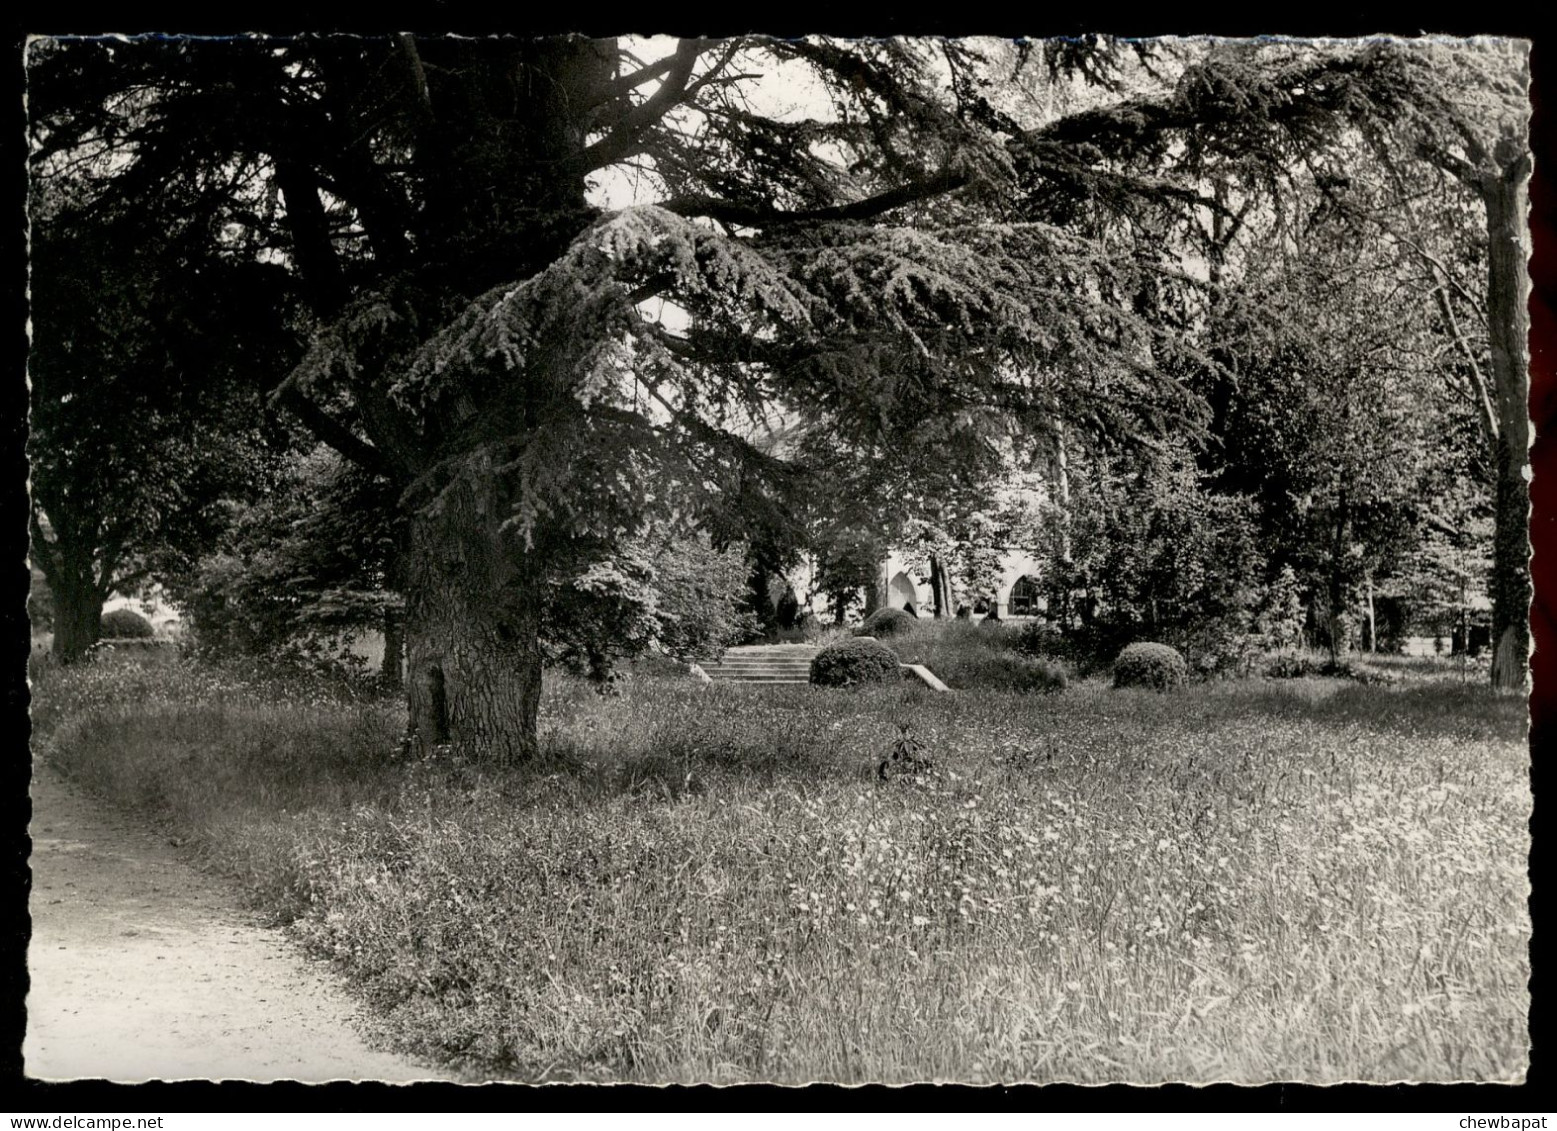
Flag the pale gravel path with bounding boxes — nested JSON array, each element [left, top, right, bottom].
[[25, 767, 458, 1084]]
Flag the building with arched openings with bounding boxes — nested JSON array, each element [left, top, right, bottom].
[[749, 418, 1059, 625], [781, 546, 1049, 623], [875, 550, 1047, 620]]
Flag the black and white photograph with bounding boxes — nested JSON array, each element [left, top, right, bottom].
[[18, 30, 1537, 1086]]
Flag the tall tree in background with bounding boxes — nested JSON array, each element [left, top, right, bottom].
[[1386, 40, 1532, 688], [1013, 38, 1530, 683], [171, 445, 406, 679], [1211, 181, 1443, 658], [27, 196, 295, 662]]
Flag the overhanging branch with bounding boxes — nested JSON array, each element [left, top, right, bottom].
[[273, 385, 395, 480], [571, 39, 711, 175], [661, 167, 970, 228]]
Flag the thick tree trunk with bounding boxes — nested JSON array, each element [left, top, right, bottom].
[[1482, 150, 1532, 691], [402, 477, 544, 763], [49, 572, 103, 665]]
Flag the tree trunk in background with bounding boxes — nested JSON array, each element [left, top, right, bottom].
[[1326, 493, 1351, 665], [403, 478, 544, 762], [1052, 419, 1073, 565], [862, 559, 888, 618], [49, 571, 103, 665], [1482, 146, 1533, 692], [929, 554, 953, 618], [380, 612, 404, 686], [1365, 571, 1376, 653], [36, 525, 109, 665]]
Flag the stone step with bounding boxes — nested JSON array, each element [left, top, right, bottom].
[[710, 673, 813, 680], [716, 653, 818, 660], [708, 655, 815, 665], [707, 664, 810, 671], [713, 660, 815, 669], [714, 653, 817, 661], [706, 666, 814, 684], [708, 661, 815, 671], [700, 645, 821, 685]]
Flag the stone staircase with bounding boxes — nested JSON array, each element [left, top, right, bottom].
[[702, 644, 818, 685]]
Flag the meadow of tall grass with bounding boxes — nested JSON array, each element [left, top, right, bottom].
[[29, 652, 1530, 1083]]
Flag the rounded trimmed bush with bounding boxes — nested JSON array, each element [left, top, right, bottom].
[[857, 607, 916, 639], [810, 636, 902, 687], [1112, 642, 1187, 691], [100, 607, 155, 639]]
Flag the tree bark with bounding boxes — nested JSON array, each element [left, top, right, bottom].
[[309, 39, 615, 757], [402, 477, 544, 762], [1482, 148, 1533, 691], [862, 559, 888, 618], [380, 612, 404, 686], [35, 521, 107, 665], [1053, 420, 1073, 566], [49, 573, 103, 665], [928, 553, 953, 618], [1326, 491, 1351, 664]]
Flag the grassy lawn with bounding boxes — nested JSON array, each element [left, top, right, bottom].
[[30, 653, 1529, 1083]]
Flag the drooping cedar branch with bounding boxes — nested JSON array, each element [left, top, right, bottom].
[[660, 166, 971, 228]]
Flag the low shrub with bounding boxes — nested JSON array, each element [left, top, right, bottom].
[[1334, 662, 1396, 685], [810, 636, 901, 687], [1266, 653, 1321, 680], [882, 619, 1069, 693], [99, 607, 155, 639], [1263, 653, 1395, 685], [857, 607, 916, 638], [1014, 622, 1135, 677], [1113, 642, 1187, 691], [1014, 621, 1064, 659], [951, 653, 1067, 694], [772, 611, 837, 645]]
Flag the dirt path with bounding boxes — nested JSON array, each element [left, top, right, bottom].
[[24, 767, 458, 1084]]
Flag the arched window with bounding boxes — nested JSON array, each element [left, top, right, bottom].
[[1008, 574, 1043, 616], [887, 571, 920, 611]]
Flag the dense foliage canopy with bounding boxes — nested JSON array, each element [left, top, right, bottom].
[[27, 33, 1531, 753]]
